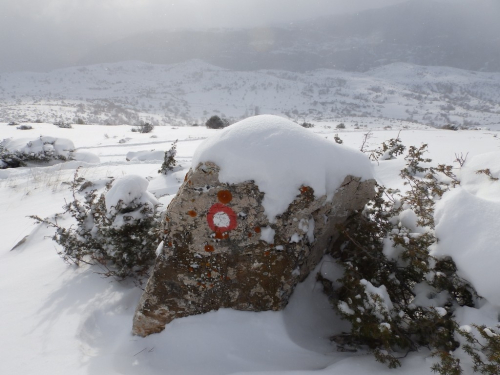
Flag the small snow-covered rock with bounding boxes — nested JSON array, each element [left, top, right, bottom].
[[72, 150, 100, 163], [126, 150, 165, 162]]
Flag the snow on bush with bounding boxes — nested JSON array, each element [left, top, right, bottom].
[[323, 142, 500, 374], [433, 152, 500, 307], [125, 141, 178, 175], [0, 136, 75, 168], [32, 171, 161, 279], [105, 175, 159, 228], [158, 140, 178, 175], [193, 115, 373, 221]]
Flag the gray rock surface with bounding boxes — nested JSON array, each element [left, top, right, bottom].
[[132, 161, 375, 336]]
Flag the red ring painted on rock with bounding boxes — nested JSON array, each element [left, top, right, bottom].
[[207, 203, 237, 233]]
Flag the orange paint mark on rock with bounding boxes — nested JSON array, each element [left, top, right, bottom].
[[189, 267, 194, 273], [167, 242, 172, 247], [215, 232, 229, 240], [300, 186, 311, 194], [217, 190, 233, 204], [248, 232, 252, 238], [254, 227, 261, 233], [188, 210, 197, 217], [204, 245, 214, 252], [264, 251, 270, 257]]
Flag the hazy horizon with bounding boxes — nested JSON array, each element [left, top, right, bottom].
[[0, 0, 497, 73]]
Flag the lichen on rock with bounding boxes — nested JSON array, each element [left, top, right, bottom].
[[132, 115, 375, 336]]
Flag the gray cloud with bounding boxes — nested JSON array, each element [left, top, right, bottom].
[[0, 0, 493, 72]]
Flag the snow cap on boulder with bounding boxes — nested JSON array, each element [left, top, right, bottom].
[[193, 115, 373, 221], [132, 115, 376, 337]]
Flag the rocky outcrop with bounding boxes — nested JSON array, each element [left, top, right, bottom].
[[132, 161, 375, 337]]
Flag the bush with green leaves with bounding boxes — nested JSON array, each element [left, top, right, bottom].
[[31, 170, 162, 280], [322, 142, 497, 374]]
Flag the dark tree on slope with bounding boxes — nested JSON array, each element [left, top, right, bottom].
[[205, 115, 229, 129]]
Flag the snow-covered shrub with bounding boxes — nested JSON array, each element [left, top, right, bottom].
[[369, 134, 406, 161], [324, 143, 493, 374], [31, 171, 161, 280], [336, 123, 346, 129], [55, 122, 72, 129], [205, 115, 229, 129], [458, 325, 500, 374], [0, 136, 75, 169], [17, 125, 33, 130], [442, 124, 458, 131], [158, 140, 178, 175], [132, 122, 154, 133], [301, 122, 314, 128]]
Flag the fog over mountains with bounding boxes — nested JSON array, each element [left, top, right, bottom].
[[2, 0, 499, 128], [1, 0, 498, 74], [79, 0, 500, 73]]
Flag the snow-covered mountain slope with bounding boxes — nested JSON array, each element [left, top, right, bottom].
[[1, 60, 500, 128]]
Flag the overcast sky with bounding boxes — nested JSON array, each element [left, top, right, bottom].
[[2, 0, 409, 35], [0, 0, 411, 72], [0, 0, 491, 73]]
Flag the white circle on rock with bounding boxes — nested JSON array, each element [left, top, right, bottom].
[[213, 212, 230, 228]]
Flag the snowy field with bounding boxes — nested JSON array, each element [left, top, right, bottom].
[[1, 119, 500, 374]]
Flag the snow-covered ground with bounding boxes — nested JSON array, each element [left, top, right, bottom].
[[1, 119, 500, 374]]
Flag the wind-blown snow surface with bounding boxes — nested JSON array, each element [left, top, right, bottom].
[[1, 119, 500, 374], [193, 115, 373, 221]]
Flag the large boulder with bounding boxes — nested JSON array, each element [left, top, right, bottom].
[[132, 115, 375, 336]]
